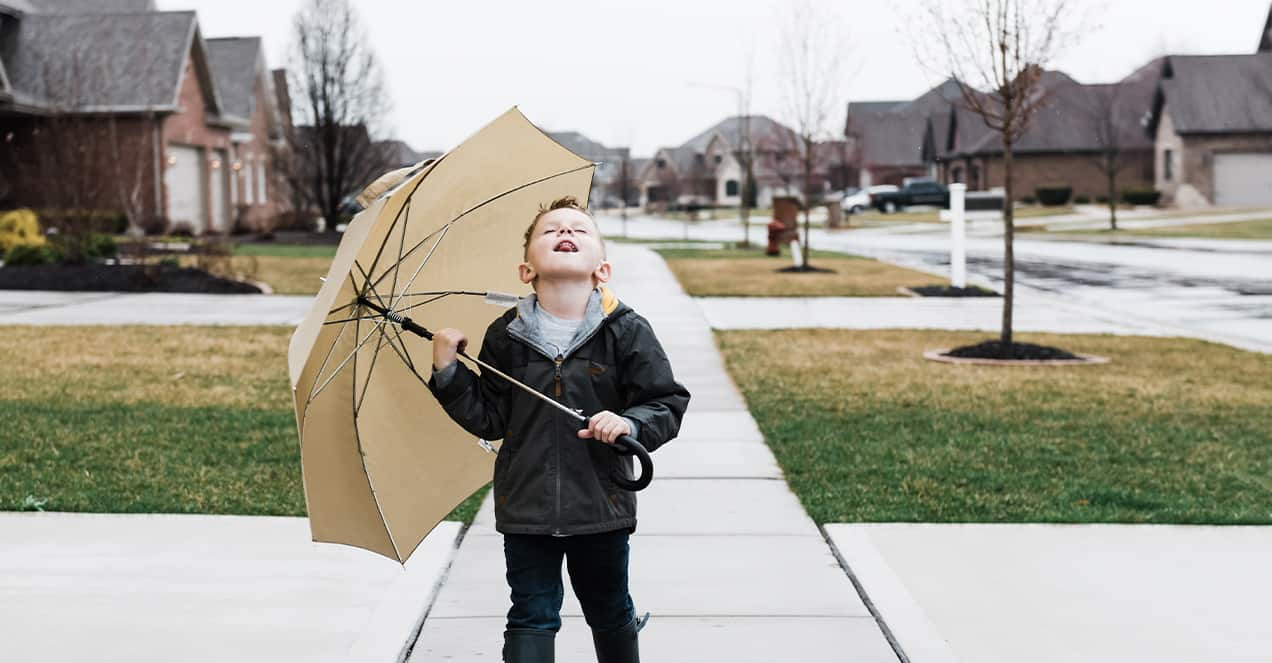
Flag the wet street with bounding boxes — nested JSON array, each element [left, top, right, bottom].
[[597, 213, 1272, 354]]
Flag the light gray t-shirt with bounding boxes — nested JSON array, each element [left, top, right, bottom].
[[534, 303, 582, 358]]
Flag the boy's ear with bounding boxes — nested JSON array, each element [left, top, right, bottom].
[[592, 260, 612, 284], [518, 262, 536, 284]]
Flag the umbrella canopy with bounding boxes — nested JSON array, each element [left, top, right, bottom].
[[287, 108, 596, 563]]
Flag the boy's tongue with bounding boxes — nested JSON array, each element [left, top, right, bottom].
[[554, 239, 578, 253]]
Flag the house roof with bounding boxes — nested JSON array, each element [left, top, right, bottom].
[[681, 114, 798, 153], [206, 37, 261, 122], [1153, 53, 1272, 134], [0, 1, 34, 15], [546, 130, 628, 163], [844, 80, 966, 168], [4, 11, 210, 112], [27, 0, 155, 13], [957, 73, 1156, 156], [1261, 2, 1272, 52]]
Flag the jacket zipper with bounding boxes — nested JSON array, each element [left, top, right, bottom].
[[505, 312, 624, 537], [554, 353, 563, 534]]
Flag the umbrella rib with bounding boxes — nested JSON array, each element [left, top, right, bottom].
[[369, 320, 429, 390], [353, 260, 393, 311], [350, 316, 404, 563], [307, 317, 389, 405], [306, 284, 360, 406], [389, 223, 449, 312], [353, 315, 390, 416], [366, 162, 595, 293], [365, 223, 447, 294], [355, 188, 412, 309], [387, 194, 411, 318]]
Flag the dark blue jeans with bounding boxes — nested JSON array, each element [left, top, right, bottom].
[[503, 529, 636, 634]]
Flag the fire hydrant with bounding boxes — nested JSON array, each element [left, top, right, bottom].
[[766, 218, 786, 256]]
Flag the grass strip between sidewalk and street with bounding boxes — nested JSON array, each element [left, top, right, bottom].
[[0, 325, 490, 522], [716, 329, 1272, 525], [1056, 218, 1272, 241], [656, 245, 941, 297]]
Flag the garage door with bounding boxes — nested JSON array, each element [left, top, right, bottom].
[[1214, 153, 1272, 207], [165, 145, 207, 232]]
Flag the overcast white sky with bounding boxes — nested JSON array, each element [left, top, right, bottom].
[[158, 0, 1270, 157]]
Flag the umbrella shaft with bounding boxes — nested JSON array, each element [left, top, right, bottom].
[[460, 351, 587, 423]]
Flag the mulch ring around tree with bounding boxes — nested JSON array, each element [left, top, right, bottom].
[[777, 265, 837, 274], [0, 263, 263, 294], [901, 284, 999, 297], [924, 340, 1110, 366]]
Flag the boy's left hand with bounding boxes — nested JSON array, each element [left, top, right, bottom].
[[579, 411, 630, 445]]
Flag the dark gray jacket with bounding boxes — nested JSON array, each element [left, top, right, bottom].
[[428, 287, 691, 537]]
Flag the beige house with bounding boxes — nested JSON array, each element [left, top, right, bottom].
[[1149, 53, 1272, 207]]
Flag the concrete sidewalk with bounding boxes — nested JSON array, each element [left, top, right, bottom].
[[0, 291, 313, 325], [407, 243, 898, 661], [0, 513, 461, 662], [826, 523, 1272, 663]]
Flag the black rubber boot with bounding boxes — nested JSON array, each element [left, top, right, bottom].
[[502, 628, 555, 663], [591, 612, 647, 663]]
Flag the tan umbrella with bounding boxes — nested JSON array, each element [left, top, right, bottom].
[[287, 108, 648, 564]]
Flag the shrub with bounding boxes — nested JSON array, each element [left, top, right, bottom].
[[1073, 195, 1091, 204], [1035, 185, 1073, 206], [85, 233, 118, 259], [0, 209, 47, 254], [1095, 195, 1110, 204], [4, 243, 61, 266], [1019, 195, 1038, 205], [1121, 189, 1161, 206]]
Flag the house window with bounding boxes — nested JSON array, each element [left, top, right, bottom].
[[257, 160, 268, 205], [244, 156, 255, 205], [656, 158, 666, 169], [951, 166, 964, 184], [1164, 149, 1174, 181], [725, 180, 739, 196], [714, 154, 723, 164]]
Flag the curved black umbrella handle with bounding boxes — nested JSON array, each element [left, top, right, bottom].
[[609, 434, 653, 492]]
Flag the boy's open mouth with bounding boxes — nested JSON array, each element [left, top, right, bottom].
[[553, 240, 579, 253]]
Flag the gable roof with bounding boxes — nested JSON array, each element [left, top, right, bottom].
[[1152, 53, 1272, 134], [3, 11, 213, 113], [844, 80, 965, 168], [28, 0, 155, 13], [1261, 2, 1272, 52], [0, 1, 33, 14], [680, 114, 798, 153], [206, 37, 261, 122], [547, 130, 628, 164]]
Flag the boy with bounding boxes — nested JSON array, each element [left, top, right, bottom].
[[428, 196, 691, 663]]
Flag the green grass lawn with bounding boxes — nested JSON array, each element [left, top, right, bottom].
[[655, 244, 940, 297], [0, 326, 490, 522], [234, 243, 338, 258], [1061, 219, 1272, 241], [717, 329, 1272, 525]]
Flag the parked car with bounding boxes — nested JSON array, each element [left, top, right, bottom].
[[870, 178, 949, 213], [840, 187, 865, 213]]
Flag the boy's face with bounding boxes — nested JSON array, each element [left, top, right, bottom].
[[519, 208, 611, 286]]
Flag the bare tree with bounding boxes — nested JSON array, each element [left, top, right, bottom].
[[776, 0, 844, 270], [737, 38, 759, 248], [1086, 82, 1126, 230], [917, 0, 1075, 346], [286, 0, 395, 233]]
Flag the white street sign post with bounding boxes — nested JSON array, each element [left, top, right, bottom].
[[949, 183, 967, 289]]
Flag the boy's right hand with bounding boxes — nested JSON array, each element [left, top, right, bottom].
[[432, 328, 467, 371]]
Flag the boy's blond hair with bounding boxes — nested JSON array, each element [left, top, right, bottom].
[[523, 196, 605, 259]]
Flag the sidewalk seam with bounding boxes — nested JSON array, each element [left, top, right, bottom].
[[399, 519, 476, 662], [818, 524, 910, 663]]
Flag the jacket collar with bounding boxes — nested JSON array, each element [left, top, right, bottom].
[[507, 286, 624, 360]]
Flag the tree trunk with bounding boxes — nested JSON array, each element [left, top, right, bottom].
[[801, 137, 812, 269], [1107, 169, 1118, 231], [1002, 139, 1015, 347]]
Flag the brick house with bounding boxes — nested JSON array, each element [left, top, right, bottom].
[[206, 37, 291, 232], [926, 68, 1158, 200], [0, 0, 290, 233], [844, 79, 964, 187], [637, 115, 836, 209], [1148, 53, 1272, 207], [546, 131, 630, 208]]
